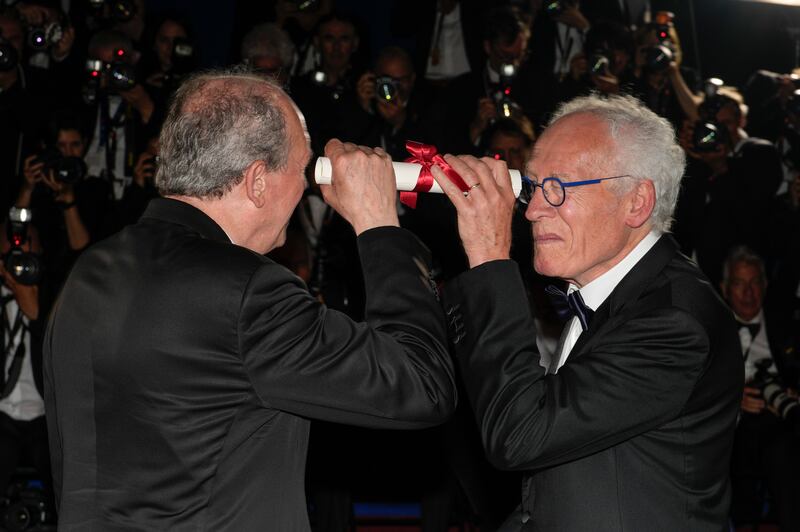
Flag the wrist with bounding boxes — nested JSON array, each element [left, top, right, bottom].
[[352, 216, 400, 236], [57, 199, 77, 210], [467, 252, 510, 269]]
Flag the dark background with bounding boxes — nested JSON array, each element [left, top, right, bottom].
[[144, 0, 800, 88]]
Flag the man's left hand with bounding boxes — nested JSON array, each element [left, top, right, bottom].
[[431, 155, 515, 268]]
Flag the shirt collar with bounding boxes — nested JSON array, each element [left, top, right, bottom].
[[569, 230, 663, 311], [734, 309, 763, 325]]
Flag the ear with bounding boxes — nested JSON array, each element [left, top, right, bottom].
[[244, 160, 268, 209], [483, 40, 491, 58], [353, 35, 360, 52], [624, 179, 656, 229]]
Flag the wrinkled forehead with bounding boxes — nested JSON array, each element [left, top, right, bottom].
[[529, 114, 616, 176]]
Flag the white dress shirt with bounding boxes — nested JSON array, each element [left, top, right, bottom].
[[737, 310, 775, 383], [548, 230, 662, 373], [425, 2, 471, 80], [0, 286, 44, 421]]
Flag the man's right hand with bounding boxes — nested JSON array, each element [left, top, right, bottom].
[[320, 139, 399, 235]]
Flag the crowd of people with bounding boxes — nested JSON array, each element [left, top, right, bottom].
[[1, 0, 799, 530]]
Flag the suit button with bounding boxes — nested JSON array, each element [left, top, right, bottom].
[[521, 511, 531, 524]]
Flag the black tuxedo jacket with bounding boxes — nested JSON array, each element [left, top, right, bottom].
[[444, 235, 743, 531], [43, 198, 456, 531]]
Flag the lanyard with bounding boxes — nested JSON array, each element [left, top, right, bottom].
[[1, 297, 28, 399]]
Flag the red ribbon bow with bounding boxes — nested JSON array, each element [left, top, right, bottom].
[[400, 141, 468, 209]]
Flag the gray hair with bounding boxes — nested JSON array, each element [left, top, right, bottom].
[[548, 94, 686, 233], [241, 23, 295, 69], [722, 245, 766, 285], [155, 68, 289, 199]]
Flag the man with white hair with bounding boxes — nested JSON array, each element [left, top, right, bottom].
[[432, 94, 743, 530], [241, 22, 295, 87]]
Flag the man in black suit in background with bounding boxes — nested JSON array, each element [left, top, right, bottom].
[[432, 94, 743, 530], [43, 70, 456, 531]]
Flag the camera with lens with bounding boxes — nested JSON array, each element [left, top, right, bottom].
[[0, 35, 18, 72], [34, 147, 87, 186], [375, 75, 400, 103], [26, 21, 63, 51], [492, 63, 521, 119], [82, 52, 136, 103], [588, 49, 611, 77], [161, 38, 195, 91], [3, 208, 41, 287], [751, 358, 800, 422], [642, 44, 673, 74], [692, 78, 731, 153]]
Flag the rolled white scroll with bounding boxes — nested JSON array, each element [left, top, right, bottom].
[[314, 157, 524, 198]]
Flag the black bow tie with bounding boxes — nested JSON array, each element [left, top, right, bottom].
[[737, 321, 761, 339], [546, 285, 594, 331]]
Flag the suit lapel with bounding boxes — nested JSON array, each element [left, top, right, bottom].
[[567, 235, 680, 360]]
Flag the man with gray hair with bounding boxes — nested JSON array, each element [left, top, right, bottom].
[[241, 22, 295, 86], [43, 70, 456, 530], [432, 94, 743, 530]]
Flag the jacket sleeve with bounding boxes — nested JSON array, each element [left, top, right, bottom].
[[238, 226, 456, 428], [444, 260, 710, 471]]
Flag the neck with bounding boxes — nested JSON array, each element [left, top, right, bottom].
[[573, 226, 653, 288], [169, 195, 243, 247]]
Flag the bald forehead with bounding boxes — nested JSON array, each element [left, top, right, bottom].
[[181, 76, 286, 114]]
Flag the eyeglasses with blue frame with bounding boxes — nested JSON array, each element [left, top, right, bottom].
[[518, 174, 632, 207]]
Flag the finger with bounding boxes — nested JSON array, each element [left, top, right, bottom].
[[478, 156, 514, 195], [445, 155, 492, 195], [324, 138, 345, 159], [431, 164, 468, 209]]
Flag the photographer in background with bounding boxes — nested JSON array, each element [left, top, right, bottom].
[[353, 46, 441, 160], [81, 29, 162, 200], [240, 22, 295, 88], [673, 87, 782, 286], [139, 14, 195, 113], [629, 16, 699, 129], [17, 111, 113, 288], [0, 213, 55, 526], [721, 247, 800, 530], [0, 8, 57, 213], [290, 12, 364, 157], [442, 6, 538, 152]]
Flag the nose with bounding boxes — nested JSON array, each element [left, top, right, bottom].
[[525, 184, 553, 222]]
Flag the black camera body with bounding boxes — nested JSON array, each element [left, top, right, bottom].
[[588, 49, 611, 77], [692, 120, 729, 153], [83, 55, 136, 103], [0, 35, 19, 72], [34, 148, 87, 186], [492, 63, 520, 119], [4, 208, 41, 287], [27, 22, 63, 51], [643, 44, 673, 74], [375, 76, 400, 103]]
